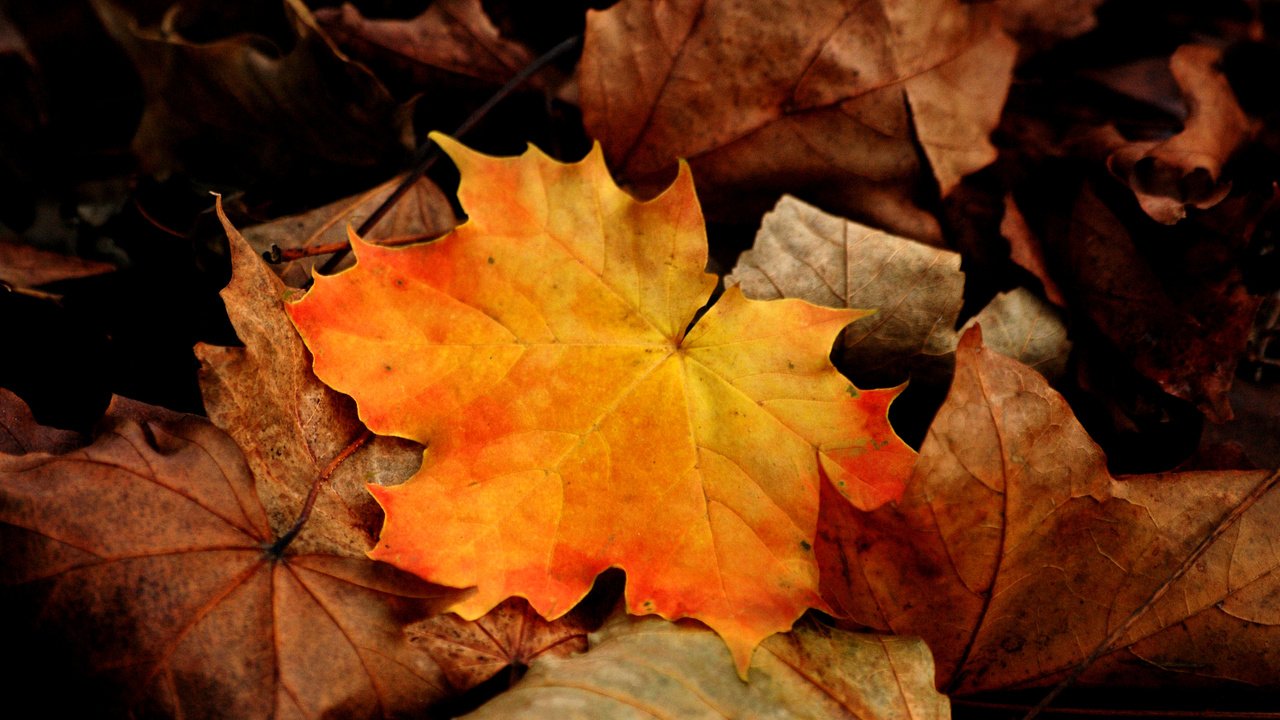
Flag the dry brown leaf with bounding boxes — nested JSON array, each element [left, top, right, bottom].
[[0, 393, 460, 717], [241, 175, 457, 287], [1055, 184, 1258, 420], [409, 597, 591, 693], [817, 327, 1280, 693], [315, 0, 538, 92], [464, 613, 949, 719], [195, 202, 424, 556], [995, 0, 1103, 49], [727, 195, 1069, 388], [1096, 44, 1256, 224], [1000, 194, 1066, 307], [0, 240, 114, 290], [0, 388, 80, 455], [90, 0, 410, 183], [578, 0, 1017, 242]]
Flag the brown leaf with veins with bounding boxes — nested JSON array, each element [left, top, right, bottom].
[[0, 388, 80, 455], [196, 202, 424, 556], [578, 0, 1017, 242], [0, 392, 461, 718], [1089, 44, 1256, 225], [464, 613, 949, 719], [409, 597, 591, 693], [817, 326, 1280, 693], [315, 0, 539, 95], [242, 175, 457, 287], [727, 195, 1069, 388]]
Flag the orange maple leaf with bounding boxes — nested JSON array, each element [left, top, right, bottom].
[[287, 134, 915, 674]]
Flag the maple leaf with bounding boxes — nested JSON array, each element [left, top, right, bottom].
[[288, 134, 915, 675], [196, 206, 426, 556], [577, 0, 1017, 242], [817, 327, 1280, 693], [0, 392, 461, 717], [465, 613, 948, 719], [727, 196, 1069, 389]]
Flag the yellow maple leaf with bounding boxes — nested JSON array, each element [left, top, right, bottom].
[[288, 134, 914, 674]]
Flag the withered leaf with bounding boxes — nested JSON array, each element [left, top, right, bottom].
[[409, 597, 591, 693], [0, 388, 80, 455], [1092, 44, 1256, 224], [1054, 184, 1259, 420], [0, 240, 115, 291], [578, 0, 1017, 242], [817, 327, 1280, 693], [315, 0, 539, 94], [90, 0, 410, 184], [727, 195, 1069, 388], [0, 392, 459, 718], [196, 203, 424, 557], [464, 613, 949, 719], [241, 175, 457, 287]]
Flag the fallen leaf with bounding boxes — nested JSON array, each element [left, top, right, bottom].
[[1052, 184, 1259, 420], [1092, 44, 1256, 224], [817, 327, 1280, 693], [409, 597, 591, 693], [196, 203, 425, 557], [90, 0, 410, 184], [315, 0, 538, 93], [995, 0, 1103, 50], [0, 239, 115, 290], [0, 393, 459, 717], [577, 0, 1017, 242], [1000, 194, 1066, 307], [727, 195, 1069, 388], [464, 613, 948, 719], [0, 388, 80, 454], [288, 135, 915, 675], [241, 174, 457, 287]]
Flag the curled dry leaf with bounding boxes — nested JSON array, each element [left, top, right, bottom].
[[89, 0, 410, 183], [1092, 44, 1256, 224], [464, 613, 949, 720], [817, 327, 1280, 693], [242, 175, 457, 287], [578, 0, 1017, 242], [727, 195, 1069, 388], [409, 597, 591, 693], [315, 0, 538, 93], [288, 135, 915, 675], [0, 392, 460, 718], [195, 203, 424, 557]]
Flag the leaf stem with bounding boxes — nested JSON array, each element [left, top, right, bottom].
[[314, 33, 584, 276], [1023, 467, 1280, 720], [267, 429, 372, 557]]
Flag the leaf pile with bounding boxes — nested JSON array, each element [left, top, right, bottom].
[[4, 0, 1280, 718]]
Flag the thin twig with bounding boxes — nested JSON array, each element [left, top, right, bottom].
[[315, 33, 583, 276], [1023, 468, 1280, 720], [267, 429, 373, 557]]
